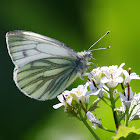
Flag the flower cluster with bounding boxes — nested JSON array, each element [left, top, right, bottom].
[[53, 63, 140, 129], [53, 84, 89, 109]]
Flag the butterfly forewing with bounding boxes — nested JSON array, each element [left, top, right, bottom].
[[6, 31, 78, 67], [6, 31, 80, 100]]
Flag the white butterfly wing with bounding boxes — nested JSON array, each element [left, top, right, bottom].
[[6, 31, 81, 100], [6, 30, 78, 68]]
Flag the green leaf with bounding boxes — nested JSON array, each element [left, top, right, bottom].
[[113, 126, 140, 140]]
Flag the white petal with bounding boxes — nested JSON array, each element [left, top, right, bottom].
[[86, 111, 96, 122], [85, 82, 90, 87], [130, 73, 140, 80], [83, 85, 88, 93], [92, 89, 102, 96], [103, 70, 110, 78], [98, 82, 104, 88], [87, 72, 94, 78], [101, 66, 108, 71], [133, 92, 140, 100], [119, 92, 127, 101], [83, 72, 89, 76], [89, 83, 96, 90], [107, 81, 118, 88], [85, 95, 90, 104], [123, 70, 129, 77], [57, 94, 64, 102], [125, 87, 133, 99], [101, 77, 109, 83], [124, 77, 131, 86], [114, 77, 123, 83], [77, 85, 84, 90], [109, 65, 118, 70], [119, 63, 125, 69], [86, 90, 95, 96], [114, 70, 122, 77], [129, 87, 133, 99], [67, 97, 73, 105], [71, 88, 78, 93], [53, 103, 64, 109], [130, 104, 140, 121]]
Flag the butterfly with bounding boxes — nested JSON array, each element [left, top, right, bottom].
[[6, 30, 109, 101]]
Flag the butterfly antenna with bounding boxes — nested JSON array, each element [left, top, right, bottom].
[[90, 46, 111, 52], [88, 31, 110, 51]]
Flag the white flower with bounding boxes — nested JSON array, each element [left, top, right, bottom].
[[53, 84, 89, 109], [87, 67, 102, 85], [70, 83, 89, 104], [123, 70, 140, 86], [101, 63, 124, 88], [86, 111, 101, 129], [53, 90, 73, 109]]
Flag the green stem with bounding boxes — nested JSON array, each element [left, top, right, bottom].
[[118, 113, 125, 123], [79, 112, 100, 140], [114, 96, 120, 102], [79, 100, 88, 113], [99, 125, 116, 133], [110, 89, 119, 130], [84, 104, 88, 119], [102, 95, 110, 101], [101, 97, 111, 107], [81, 118, 100, 140], [125, 107, 129, 126]]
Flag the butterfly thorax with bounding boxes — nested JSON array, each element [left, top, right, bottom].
[[76, 51, 92, 75]]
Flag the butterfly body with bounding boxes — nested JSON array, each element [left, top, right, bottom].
[[6, 31, 92, 101]]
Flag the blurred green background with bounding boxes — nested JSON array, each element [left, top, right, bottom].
[[0, 0, 140, 140]]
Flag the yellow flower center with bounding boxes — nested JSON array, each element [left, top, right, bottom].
[[109, 69, 114, 78], [92, 69, 97, 73], [66, 95, 71, 100], [109, 69, 114, 75], [76, 90, 82, 96]]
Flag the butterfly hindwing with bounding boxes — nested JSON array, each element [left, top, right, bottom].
[[14, 57, 79, 100]]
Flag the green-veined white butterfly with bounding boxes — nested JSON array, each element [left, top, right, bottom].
[[6, 30, 109, 101]]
